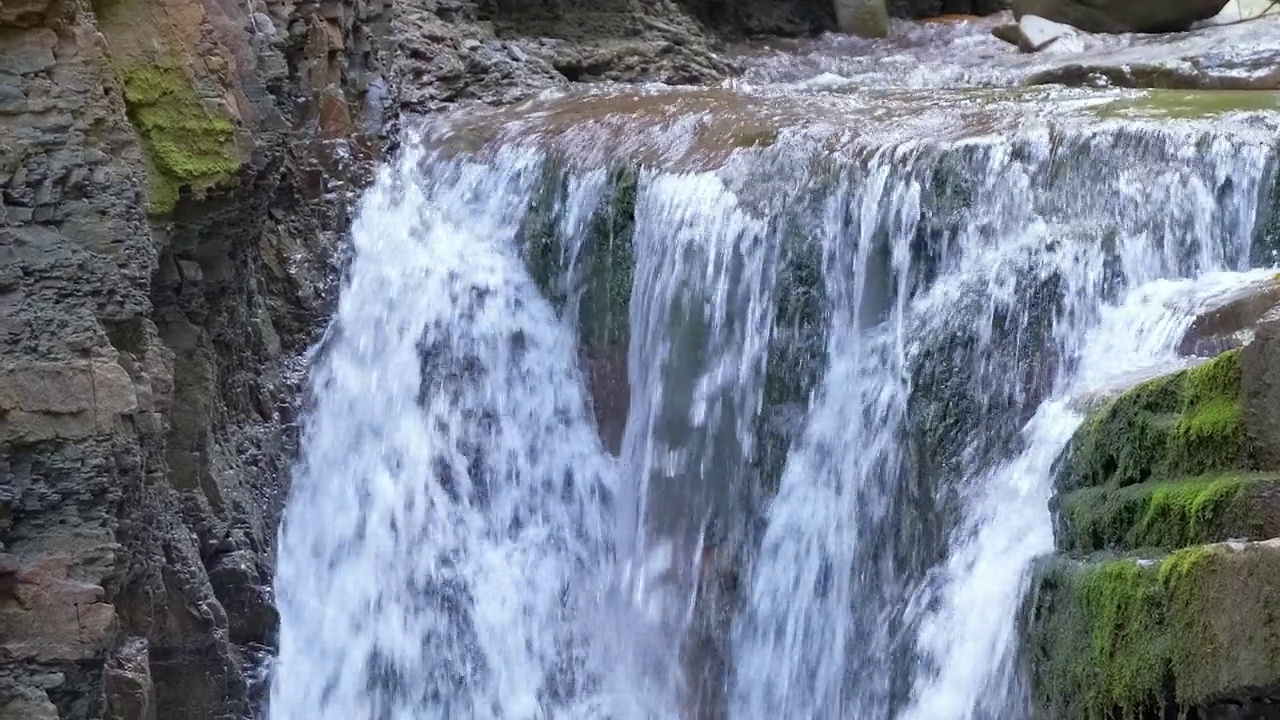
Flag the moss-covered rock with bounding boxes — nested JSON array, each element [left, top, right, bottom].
[[1029, 540, 1280, 718], [1055, 473, 1280, 552], [115, 62, 241, 216], [1059, 350, 1253, 492]]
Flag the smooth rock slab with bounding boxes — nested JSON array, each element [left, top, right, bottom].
[[1026, 16, 1280, 89], [1178, 276, 1280, 357]]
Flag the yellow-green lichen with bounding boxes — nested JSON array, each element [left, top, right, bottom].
[[1058, 474, 1265, 552], [115, 63, 240, 216]]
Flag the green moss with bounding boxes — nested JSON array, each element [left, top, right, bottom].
[[1059, 474, 1262, 552], [1076, 560, 1171, 713], [1160, 545, 1223, 704], [1157, 545, 1214, 588], [114, 63, 240, 216], [1030, 556, 1173, 718], [1062, 350, 1250, 491], [1033, 545, 1280, 716]]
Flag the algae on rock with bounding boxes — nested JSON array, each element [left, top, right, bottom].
[[1054, 473, 1280, 552]]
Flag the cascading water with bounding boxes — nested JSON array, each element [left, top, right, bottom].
[[270, 78, 1280, 720]]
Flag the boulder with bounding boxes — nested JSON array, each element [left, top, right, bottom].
[[1013, 0, 1231, 33], [991, 22, 1023, 45], [1177, 277, 1280, 357], [1242, 314, 1280, 468], [1011, 14, 1088, 53], [835, 0, 891, 37], [1195, 0, 1280, 27]]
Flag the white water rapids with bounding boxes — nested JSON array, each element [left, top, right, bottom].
[[268, 75, 1280, 720]]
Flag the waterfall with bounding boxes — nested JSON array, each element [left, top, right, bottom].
[[270, 94, 1278, 720]]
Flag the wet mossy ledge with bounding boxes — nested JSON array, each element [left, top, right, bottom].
[[1055, 473, 1280, 553], [1029, 541, 1280, 719], [1058, 349, 1252, 493]]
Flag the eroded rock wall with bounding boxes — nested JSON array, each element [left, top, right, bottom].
[[1, 0, 389, 715]]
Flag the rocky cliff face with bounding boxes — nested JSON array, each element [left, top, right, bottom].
[[0, 0, 389, 715]]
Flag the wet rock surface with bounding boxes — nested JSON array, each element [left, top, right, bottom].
[[1178, 277, 1280, 358], [0, 0, 389, 714], [1013, 0, 1229, 33]]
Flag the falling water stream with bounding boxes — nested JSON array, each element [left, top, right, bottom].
[[268, 26, 1280, 720]]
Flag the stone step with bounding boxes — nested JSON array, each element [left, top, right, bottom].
[[1054, 473, 1280, 552], [1028, 539, 1280, 718]]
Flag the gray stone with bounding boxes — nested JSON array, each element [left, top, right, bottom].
[[1243, 317, 1280, 468], [207, 551, 278, 645], [1015, 14, 1087, 53], [1013, 0, 1230, 33], [251, 12, 278, 36], [0, 83, 24, 115], [0, 684, 59, 720], [835, 0, 891, 37], [104, 637, 154, 720], [0, 30, 56, 76], [834, 0, 885, 37]]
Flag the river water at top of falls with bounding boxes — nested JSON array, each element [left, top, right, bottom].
[[269, 20, 1280, 720]]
